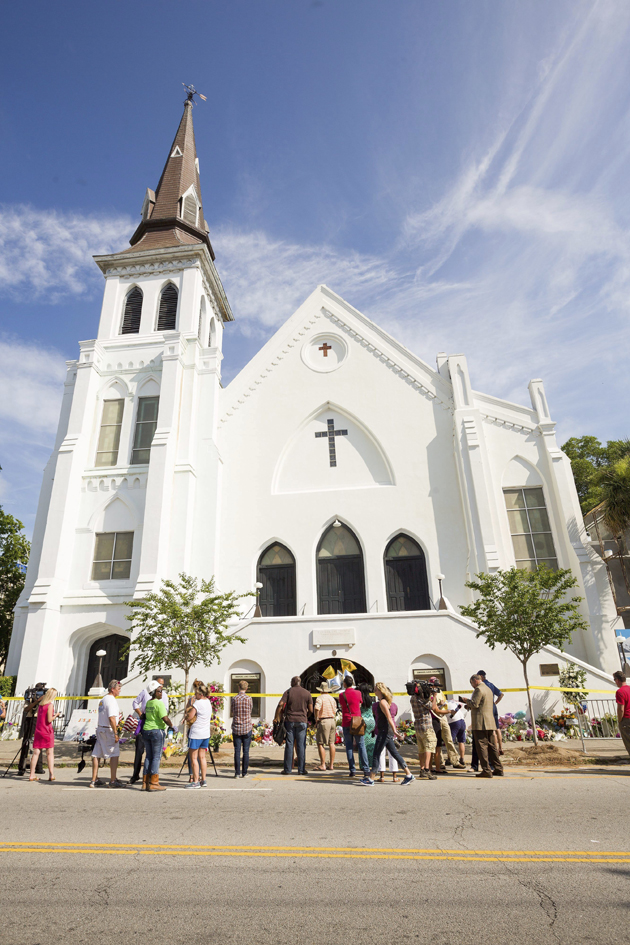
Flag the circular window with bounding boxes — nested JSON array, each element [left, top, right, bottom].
[[301, 334, 348, 373]]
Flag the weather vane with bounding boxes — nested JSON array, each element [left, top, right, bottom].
[[183, 83, 207, 105]]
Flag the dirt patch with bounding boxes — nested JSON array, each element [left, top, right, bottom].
[[503, 743, 585, 766]]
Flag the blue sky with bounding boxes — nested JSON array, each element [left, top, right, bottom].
[[1, 0, 630, 534]]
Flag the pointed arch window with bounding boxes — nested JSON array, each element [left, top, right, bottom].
[[257, 543, 296, 617], [157, 284, 178, 331], [120, 287, 143, 334], [317, 524, 366, 615], [385, 534, 429, 611]]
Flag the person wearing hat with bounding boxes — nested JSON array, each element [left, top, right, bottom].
[[314, 680, 337, 771], [429, 676, 466, 772], [129, 678, 169, 784]]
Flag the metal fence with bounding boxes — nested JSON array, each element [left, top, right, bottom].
[[575, 699, 621, 739]]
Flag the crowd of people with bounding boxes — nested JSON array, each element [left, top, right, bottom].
[[9, 669, 630, 786], [273, 670, 506, 782]]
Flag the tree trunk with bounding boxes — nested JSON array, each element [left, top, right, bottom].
[[182, 668, 190, 747], [523, 660, 538, 746]]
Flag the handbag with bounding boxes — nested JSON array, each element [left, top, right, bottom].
[[272, 719, 286, 746], [350, 715, 366, 737], [184, 705, 197, 726]]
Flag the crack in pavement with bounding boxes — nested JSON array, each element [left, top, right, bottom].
[[501, 861, 560, 941]]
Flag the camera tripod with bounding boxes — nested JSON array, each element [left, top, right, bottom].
[[1, 729, 43, 779], [176, 746, 218, 779]]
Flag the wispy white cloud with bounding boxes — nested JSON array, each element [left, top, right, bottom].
[[0, 336, 66, 531], [0, 205, 131, 300]]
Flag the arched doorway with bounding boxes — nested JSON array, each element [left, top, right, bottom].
[[257, 542, 297, 616], [317, 523, 366, 614], [299, 658, 374, 694], [84, 634, 129, 693], [384, 534, 430, 611]]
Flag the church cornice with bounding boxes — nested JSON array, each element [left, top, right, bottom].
[[93, 244, 233, 323]]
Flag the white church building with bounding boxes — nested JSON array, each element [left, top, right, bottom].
[[7, 96, 620, 719]]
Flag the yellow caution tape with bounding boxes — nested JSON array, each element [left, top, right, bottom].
[[1, 685, 617, 701]]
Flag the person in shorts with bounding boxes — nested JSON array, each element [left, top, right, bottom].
[[314, 681, 337, 771], [410, 686, 437, 781], [90, 680, 123, 788], [447, 696, 468, 765]]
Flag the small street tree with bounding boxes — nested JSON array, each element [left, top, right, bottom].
[[0, 505, 30, 673], [460, 566, 588, 745], [124, 573, 251, 710]]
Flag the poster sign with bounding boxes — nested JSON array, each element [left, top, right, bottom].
[[63, 707, 98, 741]]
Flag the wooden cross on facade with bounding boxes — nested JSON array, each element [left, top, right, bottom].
[[315, 418, 348, 467], [318, 342, 332, 357]]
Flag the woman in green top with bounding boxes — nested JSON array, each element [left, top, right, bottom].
[[142, 685, 172, 793], [358, 683, 377, 767]]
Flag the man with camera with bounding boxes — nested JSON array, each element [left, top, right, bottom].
[[17, 683, 47, 777], [407, 681, 437, 780]]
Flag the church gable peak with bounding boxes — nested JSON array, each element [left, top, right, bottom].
[[220, 285, 451, 424]]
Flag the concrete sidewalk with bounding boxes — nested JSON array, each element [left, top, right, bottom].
[[1, 736, 628, 771]]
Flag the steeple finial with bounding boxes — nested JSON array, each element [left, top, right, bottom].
[[182, 83, 207, 105], [126, 89, 214, 258]]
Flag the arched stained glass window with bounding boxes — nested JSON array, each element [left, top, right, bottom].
[[257, 543, 296, 617], [121, 287, 143, 334], [385, 533, 429, 611], [317, 524, 366, 615], [157, 283, 178, 331]]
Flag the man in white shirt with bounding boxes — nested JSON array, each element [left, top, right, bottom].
[[90, 680, 123, 788], [129, 678, 169, 784], [446, 697, 468, 766]]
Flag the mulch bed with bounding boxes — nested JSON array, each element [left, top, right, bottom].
[[503, 743, 586, 766]]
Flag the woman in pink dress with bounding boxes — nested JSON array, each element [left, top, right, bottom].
[[29, 688, 60, 781]]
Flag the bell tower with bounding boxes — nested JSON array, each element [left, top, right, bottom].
[[8, 92, 233, 691]]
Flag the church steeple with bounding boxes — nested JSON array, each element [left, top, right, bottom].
[[127, 95, 215, 258]]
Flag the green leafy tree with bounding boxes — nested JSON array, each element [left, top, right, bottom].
[[558, 661, 587, 709], [460, 566, 588, 745], [0, 506, 30, 672], [124, 573, 251, 706], [562, 436, 630, 514], [595, 455, 630, 539]]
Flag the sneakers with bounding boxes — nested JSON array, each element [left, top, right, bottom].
[[107, 779, 125, 788], [418, 768, 437, 781], [186, 781, 201, 789], [401, 774, 415, 786], [200, 780, 207, 787], [453, 762, 467, 770], [359, 776, 374, 786], [347, 771, 356, 778]]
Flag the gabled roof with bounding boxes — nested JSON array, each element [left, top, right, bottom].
[[220, 284, 454, 423], [125, 99, 215, 258]]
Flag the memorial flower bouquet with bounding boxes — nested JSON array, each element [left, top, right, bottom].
[[251, 721, 274, 745]]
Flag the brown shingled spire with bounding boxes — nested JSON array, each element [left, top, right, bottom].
[[127, 98, 215, 258]]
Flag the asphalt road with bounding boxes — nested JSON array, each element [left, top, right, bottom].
[[1, 763, 629, 945]]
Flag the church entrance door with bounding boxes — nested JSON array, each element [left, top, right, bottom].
[[84, 634, 129, 694], [299, 658, 374, 694]]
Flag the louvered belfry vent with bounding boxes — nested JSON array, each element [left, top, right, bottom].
[[121, 287, 143, 334], [157, 284, 178, 331], [182, 193, 198, 225]]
